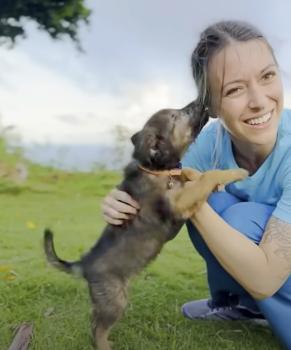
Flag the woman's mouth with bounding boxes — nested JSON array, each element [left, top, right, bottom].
[[244, 111, 272, 128]]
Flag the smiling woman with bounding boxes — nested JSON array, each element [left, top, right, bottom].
[[208, 39, 283, 174], [181, 21, 291, 349], [101, 20, 291, 349], [208, 40, 283, 172]]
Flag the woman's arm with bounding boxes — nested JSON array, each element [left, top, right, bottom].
[[191, 202, 291, 300]]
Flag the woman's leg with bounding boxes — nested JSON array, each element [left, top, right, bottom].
[[256, 267, 291, 349], [186, 191, 291, 348], [187, 191, 274, 310]]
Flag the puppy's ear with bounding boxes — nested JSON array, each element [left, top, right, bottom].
[[133, 127, 156, 148], [131, 131, 141, 146]]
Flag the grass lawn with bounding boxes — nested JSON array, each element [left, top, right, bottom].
[[0, 170, 282, 349]]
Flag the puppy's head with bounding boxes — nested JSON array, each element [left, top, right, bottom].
[[131, 101, 208, 170]]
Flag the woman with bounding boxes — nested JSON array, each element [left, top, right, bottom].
[[101, 21, 291, 349]]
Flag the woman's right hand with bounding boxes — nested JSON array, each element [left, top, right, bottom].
[[101, 188, 140, 225]]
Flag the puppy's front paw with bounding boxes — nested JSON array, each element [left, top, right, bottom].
[[217, 168, 249, 185], [181, 168, 201, 182], [235, 168, 249, 180]]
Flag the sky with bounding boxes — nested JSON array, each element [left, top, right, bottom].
[[1, 0, 291, 169]]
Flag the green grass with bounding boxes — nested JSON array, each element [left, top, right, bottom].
[[0, 166, 282, 349]]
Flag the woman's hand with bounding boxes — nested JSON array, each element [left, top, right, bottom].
[[101, 188, 140, 225]]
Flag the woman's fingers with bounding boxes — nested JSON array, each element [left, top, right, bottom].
[[111, 188, 140, 209], [102, 214, 124, 226], [102, 196, 137, 216], [101, 188, 140, 225], [102, 205, 130, 220], [112, 199, 138, 215]]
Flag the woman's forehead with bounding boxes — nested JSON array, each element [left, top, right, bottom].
[[208, 40, 276, 86]]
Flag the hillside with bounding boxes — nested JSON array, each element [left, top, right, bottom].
[[0, 137, 121, 197]]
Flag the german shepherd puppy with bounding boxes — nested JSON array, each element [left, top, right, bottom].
[[44, 101, 248, 350]]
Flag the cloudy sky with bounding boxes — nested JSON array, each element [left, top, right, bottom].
[[1, 0, 291, 168]]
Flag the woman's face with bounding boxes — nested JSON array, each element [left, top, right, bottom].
[[208, 39, 283, 150]]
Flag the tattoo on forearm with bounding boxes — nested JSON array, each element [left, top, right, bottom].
[[261, 216, 291, 270]]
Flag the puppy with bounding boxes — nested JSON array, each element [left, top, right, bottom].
[[44, 101, 248, 350]]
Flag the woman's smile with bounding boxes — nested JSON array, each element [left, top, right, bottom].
[[242, 110, 273, 129]]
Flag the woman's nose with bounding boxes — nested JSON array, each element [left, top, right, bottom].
[[247, 84, 267, 111]]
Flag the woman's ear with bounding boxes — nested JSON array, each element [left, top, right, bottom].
[[205, 106, 218, 119]]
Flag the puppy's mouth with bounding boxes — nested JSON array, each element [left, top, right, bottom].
[[180, 100, 209, 136], [169, 116, 197, 158], [148, 153, 181, 171], [189, 116, 204, 139]]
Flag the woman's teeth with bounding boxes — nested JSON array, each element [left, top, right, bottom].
[[245, 112, 272, 125]]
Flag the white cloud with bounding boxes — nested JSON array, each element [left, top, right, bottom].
[[0, 47, 194, 145], [1, 0, 291, 153]]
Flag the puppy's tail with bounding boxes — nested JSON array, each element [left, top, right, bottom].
[[44, 229, 83, 277]]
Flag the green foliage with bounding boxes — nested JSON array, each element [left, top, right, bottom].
[[0, 0, 91, 46]]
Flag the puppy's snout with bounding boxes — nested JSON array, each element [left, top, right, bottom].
[[173, 111, 192, 123]]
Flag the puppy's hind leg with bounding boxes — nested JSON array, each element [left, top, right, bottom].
[[94, 325, 111, 350], [89, 280, 128, 350]]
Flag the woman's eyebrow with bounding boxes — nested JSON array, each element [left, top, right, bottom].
[[261, 63, 277, 73], [223, 78, 246, 89], [222, 63, 277, 90]]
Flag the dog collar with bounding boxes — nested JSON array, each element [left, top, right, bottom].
[[138, 165, 182, 189]]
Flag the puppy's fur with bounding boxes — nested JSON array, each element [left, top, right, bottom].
[[44, 101, 248, 350]]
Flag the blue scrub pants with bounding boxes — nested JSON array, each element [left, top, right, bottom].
[[186, 191, 291, 349]]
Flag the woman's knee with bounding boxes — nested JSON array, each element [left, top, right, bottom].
[[221, 202, 275, 243], [187, 192, 242, 256], [208, 191, 241, 215]]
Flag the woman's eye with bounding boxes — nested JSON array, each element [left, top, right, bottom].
[[225, 87, 243, 97], [262, 71, 276, 81]]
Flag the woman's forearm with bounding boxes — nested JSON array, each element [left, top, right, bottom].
[[190, 202, 285, 299]]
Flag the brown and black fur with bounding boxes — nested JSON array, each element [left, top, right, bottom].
[[44, 101, 248, 350]]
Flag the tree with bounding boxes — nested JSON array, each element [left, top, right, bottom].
[[0, 0, 91, 47]]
